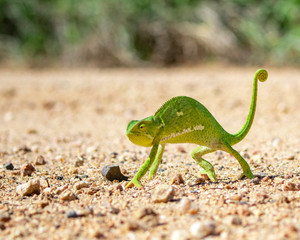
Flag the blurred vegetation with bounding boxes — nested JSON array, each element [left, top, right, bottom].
[[0, 0, 299, 67]]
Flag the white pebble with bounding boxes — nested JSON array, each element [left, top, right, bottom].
[[171, 230, 190, 240], [152, 185, 175, 203], [4, 112, 13, 122], [190, 220, 216, 238]]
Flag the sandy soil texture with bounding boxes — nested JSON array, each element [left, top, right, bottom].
[[0, 65, 300, 240]]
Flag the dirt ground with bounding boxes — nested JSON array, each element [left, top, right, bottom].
[[0, 65, 300, 240]]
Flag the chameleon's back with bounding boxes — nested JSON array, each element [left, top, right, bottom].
[[155, 96, 229, 146]]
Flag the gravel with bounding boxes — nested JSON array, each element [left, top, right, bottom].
[[0, 67, 300, 239]]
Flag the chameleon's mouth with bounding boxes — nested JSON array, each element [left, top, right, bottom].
[[126, 132, 152, 147]]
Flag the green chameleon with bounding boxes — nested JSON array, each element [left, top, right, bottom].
[[126, 69, 268, 188]]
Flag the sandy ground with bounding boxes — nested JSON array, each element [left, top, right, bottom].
[[0, 65, 300, 240]]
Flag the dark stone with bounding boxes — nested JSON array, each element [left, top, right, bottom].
[[66, 210, 79, 218], [74, 175, 82, 180], [3, 163, 14, 170], [101, 165, 128, 182], [17, 145, 31, 153], [218, 165, 224, 171], [109, 152, 118, 158], [56, 176, 64, 180], [250, 177, 261, 185]]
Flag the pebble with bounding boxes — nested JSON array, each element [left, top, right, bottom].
[[286, 155, 295, 160], [20, 163, 36, 177], [35, 155, 46, 165], [74, 158, 84, 167], [194, 177, 205, 184], [16, 145, 31, 154], [274, 194, 290, 204], [282, 181, 300, 191], [176, 146, 187, 153], [151, 185, 175, 203], [109, 206, 120, 214], [101, 165, 128, 181], [60, 189, 78, 201], [190, 220, 216, 238], [170, 173, 185, 185], [86, 146, 97, 154], [201, 174, 210, 181], [56, 176, 64, 180], [66, 210, 79, 218], [16, 179, 41, 196], [178, 198, 191, 214], [224, 215, 242, 225], [250, 177, 261, 185], [133, 207, 159, 229], [4, 112, 13, 122], [0, 212, 11, 223], [0, 151, 7, 158], [68, 168, 78, 175], [74, 181, 89, 190], [171, 230, 190, 240], [3, 163, 14, 170], [125, 220, 141, 231], [134, 207, 157, 219], [109, 152, 118, 158], [37, 200, 49, 208], [178, 198, 198, 215], [115, 184, 124, 192], [272, 137, 281, 148], [250, 191, 268, 204], [218, 165, 224, 170], [54, 184, 68, 194]]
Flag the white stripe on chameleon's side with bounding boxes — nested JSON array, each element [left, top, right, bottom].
[[161, 124, 205, 141], [176, 111, 184, 116], [146, 134, 154, 140], [194, 125, 204, 131]]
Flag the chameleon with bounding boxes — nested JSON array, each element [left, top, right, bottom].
[[126, 69, 268, 188]]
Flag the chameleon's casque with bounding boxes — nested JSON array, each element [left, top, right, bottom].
[[126, 69, 268, 188]]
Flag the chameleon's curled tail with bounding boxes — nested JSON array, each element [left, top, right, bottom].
[[230, 69, 268, 145]]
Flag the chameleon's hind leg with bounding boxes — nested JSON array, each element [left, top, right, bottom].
[[222, 142, 254, 179], [148, 144, 165, 180], [191, 146, 216, 182]]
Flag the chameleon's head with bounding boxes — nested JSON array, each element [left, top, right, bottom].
[[126, 116, 160, 147]]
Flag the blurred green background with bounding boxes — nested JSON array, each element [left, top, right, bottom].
[[0, 0, 299, 67]]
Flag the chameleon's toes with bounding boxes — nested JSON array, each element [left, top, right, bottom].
[[200, 170, 216, 182], [239, 171, 254, 180], [126, 179, 143, 188], [148, 175, 155, 180], [148, 171, 156, 180]]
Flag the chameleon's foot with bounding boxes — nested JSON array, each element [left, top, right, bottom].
[[239, 170, 254, 180], [148, 171, 157, 180], [126, 179, 143, 188], [148, 174, 154, 180], [200, 169, 216, 182]]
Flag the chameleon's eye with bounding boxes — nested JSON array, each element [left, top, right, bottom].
[[138, 123, 146, 131]]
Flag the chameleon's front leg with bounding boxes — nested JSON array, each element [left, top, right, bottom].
[[126, 142, 160, 188], [148, 144, 165, 180]]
